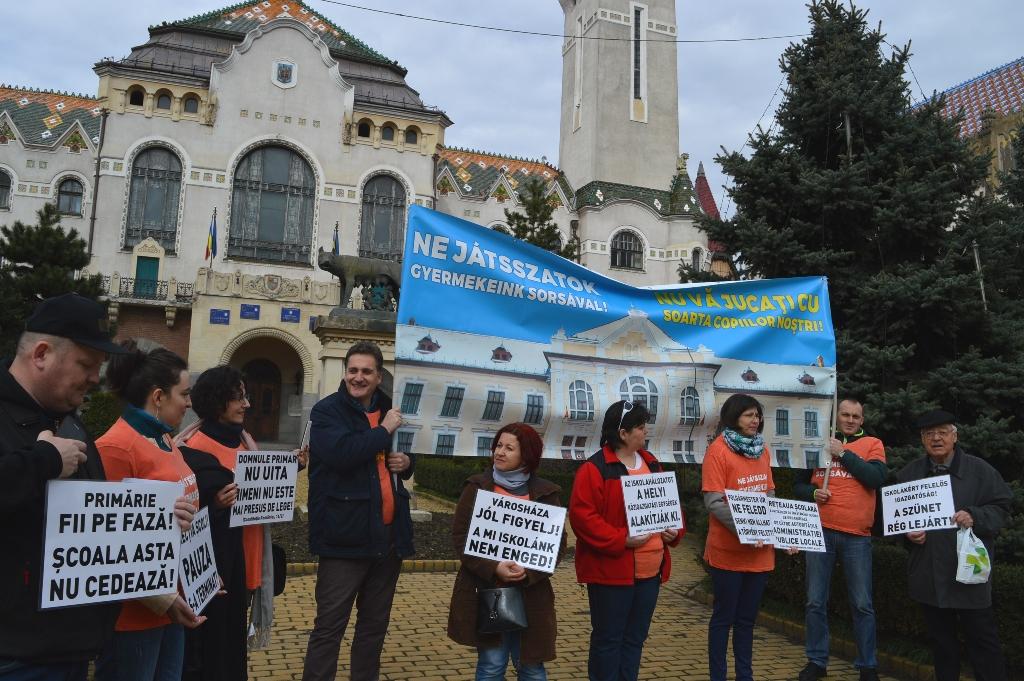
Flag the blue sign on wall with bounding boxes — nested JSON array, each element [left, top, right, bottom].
[[240, 304, 261, 320], [281, 307, 300, 323], [209, 309, 230, 325]]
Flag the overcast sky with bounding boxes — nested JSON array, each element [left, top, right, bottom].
[[5, 1, 1022, 217]]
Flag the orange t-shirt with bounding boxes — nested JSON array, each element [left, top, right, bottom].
[[366, 411, 394, 525], [811, 435, 885, 536], [627, 457, 665, 579], [183, 429, 264, 590], [96, 417, 200, 632], [701, 435, 775, 573]]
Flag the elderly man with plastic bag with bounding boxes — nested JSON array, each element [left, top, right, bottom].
[[895, 409, 1012, 681]]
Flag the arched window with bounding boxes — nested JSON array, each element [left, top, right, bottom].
[[0, 170, 11, 209], [155, 92, 172, 110], [357, 120, 371, 138], [359, 174, 406, 261], [611, 229, 643, 270], [57, 178, 84, 216], [691, 247, 703, 271], [380, 124, 396, 142], [491, 223, 510, 235], [568, 380, 594, 421], [680, 386, 700, 425], [230, 145, 315, 264], [127, 86, 145, 107], [404, 127, 419, 145], [182, 96, 200, 114], [619, 376, 658, 423], [125, 147, 182, 251]]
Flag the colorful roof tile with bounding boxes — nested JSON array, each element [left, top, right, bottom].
[[0, 86, 101, 148], [694, 161, 726, 252], [158, 0, 401, 72], [920, 56, 1024, 137], [437, 147, 561, 200]]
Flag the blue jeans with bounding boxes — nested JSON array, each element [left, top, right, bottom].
[[476, 631, 547, 681], [707, 566, 769, 681], [93, 624, 184, 681], [586, 577, 661, 681], [805, 529, 877, 670], [0, 661, 87, 681]]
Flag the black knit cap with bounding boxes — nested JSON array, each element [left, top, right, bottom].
[[25, 293, 127, 354], [915, 409, 956, 430]]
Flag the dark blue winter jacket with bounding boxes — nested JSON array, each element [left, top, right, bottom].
[[307, 384, 415, 559]]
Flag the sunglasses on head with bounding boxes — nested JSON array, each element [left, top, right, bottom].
[[617, 400, 634, 432]]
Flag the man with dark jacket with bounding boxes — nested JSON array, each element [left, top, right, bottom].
[[795, 398, 886, 681], [0, 294, 127, 680], [896, 409, 1011, 681], [302, 341, 414, 681]]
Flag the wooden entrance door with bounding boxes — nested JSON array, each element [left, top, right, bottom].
[[243, 359, 281, 442]]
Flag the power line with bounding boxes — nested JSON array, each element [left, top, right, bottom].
[[316, 0, 808, 44]]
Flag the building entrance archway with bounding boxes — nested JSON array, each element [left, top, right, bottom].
[[243, 358, 282, 441]]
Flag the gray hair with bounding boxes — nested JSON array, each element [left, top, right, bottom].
[[16, 332, 69, 357]]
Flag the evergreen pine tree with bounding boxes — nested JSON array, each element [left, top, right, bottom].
[[504, 177, 579, 261], [698, 0, 1022, 473], [0, 203, 104, 356]]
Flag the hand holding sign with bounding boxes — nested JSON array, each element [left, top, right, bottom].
[[496, 560, 527, 582]]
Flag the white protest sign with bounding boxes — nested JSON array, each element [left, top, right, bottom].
[[230, 450, 298, 527], [464, 490, 566, 574], [41, 480, 181, 609], [725, 490, 774, 545], [768, 497, 826, 552], [880, 474, 956, 536], [179, 507, 219, 615], [622, 471, 684, 537]]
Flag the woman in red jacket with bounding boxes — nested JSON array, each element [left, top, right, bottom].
[[569, 400, 683, 681]]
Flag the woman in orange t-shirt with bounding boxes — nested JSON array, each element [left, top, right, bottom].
[[94, 341, 204, 681], [702, 393, 795, 681]]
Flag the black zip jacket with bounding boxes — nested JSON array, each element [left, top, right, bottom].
[[0, 363, 119, 663]]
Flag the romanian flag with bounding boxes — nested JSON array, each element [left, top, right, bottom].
[[332, 222, 341, 255], [205, 211, 218, 263]]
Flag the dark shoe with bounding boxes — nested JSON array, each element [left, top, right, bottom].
[[798, 662, 827, 681], [858, 669, 880, 681]]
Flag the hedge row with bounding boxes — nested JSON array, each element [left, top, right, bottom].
[[416, 457, 1022, 675]]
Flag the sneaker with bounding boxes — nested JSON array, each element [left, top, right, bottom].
[[858, 669, 880, 681], [798, 662, 827, 681]]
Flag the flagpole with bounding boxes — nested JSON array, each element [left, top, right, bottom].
[[209, 207, 217, 269]]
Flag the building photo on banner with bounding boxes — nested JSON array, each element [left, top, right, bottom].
[[394, 206, 836, 466]]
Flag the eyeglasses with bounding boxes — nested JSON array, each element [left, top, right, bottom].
[[617, 401, 634, 432], [922, 427, 955, 439]]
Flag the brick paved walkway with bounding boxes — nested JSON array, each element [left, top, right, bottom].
[[250, 537, 902, 680]]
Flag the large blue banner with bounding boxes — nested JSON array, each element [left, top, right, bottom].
[[395, 206, 836, 467]]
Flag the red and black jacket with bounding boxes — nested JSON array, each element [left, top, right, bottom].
[[569, 445, 684, 585]]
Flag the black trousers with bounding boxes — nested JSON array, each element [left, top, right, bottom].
[[920, 604, 1006, 681], [302, 551, 403, 681]]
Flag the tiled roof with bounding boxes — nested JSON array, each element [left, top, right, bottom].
[[694, 161, 726, 252], [158, 0, 401, 72], [437, 147, 561, 200], [574, 177, 701, 218], [0, 86, 101, 148], [920, 56, 1024, 137]]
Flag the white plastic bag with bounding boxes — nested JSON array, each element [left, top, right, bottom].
[[955, 527, 991, 584]]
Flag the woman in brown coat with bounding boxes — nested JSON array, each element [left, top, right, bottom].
[[447, 422, 566, 680]]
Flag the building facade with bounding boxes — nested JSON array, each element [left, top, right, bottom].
[[1, 0, 729, 440]]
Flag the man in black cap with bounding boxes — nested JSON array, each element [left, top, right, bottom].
[[895, 409, 1011, 681], [0, 293, 127, 680]]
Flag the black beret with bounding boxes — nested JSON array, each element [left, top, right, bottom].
[[915, 409, 956, 430]]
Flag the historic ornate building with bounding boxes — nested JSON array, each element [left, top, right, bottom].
[[923, 55, 1023, 188], [0, 0, 726, 440]]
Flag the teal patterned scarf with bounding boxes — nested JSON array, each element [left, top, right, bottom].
[[722, 428, 765, 459]]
